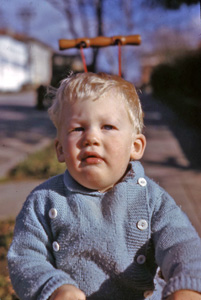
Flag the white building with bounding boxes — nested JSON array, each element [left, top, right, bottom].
[[0, 30, 53, 92], [28, 39, 53, 87]]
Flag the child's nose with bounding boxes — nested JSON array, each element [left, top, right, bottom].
[[82, 130, 100, 146]]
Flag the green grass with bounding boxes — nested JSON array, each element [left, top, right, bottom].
[[7, 142, 66, 181]]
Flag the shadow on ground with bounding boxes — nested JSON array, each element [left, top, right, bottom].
[[140, 92, 201, 171], [0, 104, 56, 144]]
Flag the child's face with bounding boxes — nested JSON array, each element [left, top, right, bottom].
[[55, 90, 145, 192]]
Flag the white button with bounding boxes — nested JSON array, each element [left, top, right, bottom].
[[137, 254, 146, 264], [138, 177, 147, 187], [49, 208, 57, 219], [52, 241, 60, 252], [137, 219, 148, 230], [144, 290, 153, 298]]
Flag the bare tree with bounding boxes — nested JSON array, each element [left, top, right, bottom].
[[17, 6, 36, 34], [121, 0, 134, 31], [45, 0, 104, 71]]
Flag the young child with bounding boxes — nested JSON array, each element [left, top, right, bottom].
[[8, 72, 201, 300]]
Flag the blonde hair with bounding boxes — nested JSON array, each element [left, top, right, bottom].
[[48, 72, 144, 134]]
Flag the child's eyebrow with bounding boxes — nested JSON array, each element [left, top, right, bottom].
[[67, 114, 84, 122]]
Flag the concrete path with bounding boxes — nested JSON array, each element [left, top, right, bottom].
[[0, 91, 200, 236], [0, 91, 56, 178]]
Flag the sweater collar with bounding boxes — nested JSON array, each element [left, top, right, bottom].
[[63, 170, 101, 196], [63, 161, 145, 195]]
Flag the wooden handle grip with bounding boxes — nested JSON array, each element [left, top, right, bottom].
[[59, 35, 141, 50], [112, 35, 141, 46]]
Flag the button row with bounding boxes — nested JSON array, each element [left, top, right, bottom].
[[49, 210, 148, 231], [136, 178, 148, 274], [49, 208, 59, 252]]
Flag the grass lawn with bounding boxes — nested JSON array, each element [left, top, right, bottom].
[[7, 142, 66, 181]]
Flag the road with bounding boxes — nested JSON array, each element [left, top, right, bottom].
[[0, 90, 200, 236]]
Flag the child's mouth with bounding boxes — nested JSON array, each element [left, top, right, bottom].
[[82, 152, 103, 164], [84, 156, 102, 164]]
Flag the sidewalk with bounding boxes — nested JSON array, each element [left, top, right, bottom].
[[0, 91, 56, 178], [0, 91, 200, 236]]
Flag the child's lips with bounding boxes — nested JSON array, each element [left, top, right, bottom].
[[81, 152, 104, 164]]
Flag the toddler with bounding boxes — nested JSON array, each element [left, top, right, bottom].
[[8, 72, 201, 300]]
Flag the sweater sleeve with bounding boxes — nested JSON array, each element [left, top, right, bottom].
[[150, 187, 201, 299], [7, 191, 78, 300]]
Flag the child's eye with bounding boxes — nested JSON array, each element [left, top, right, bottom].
[[70, 127, 84, 132], [103, 125, 115, 130], [75, 127, 84, 131]]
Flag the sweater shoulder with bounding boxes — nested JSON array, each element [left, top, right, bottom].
[[31, 173, 66, 195], [145, 176, 165, 196], [18, 173, 66, 217], [145, 175, 178, 216]]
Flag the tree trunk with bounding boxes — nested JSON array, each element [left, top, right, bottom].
[[88, 0, 103, 72]]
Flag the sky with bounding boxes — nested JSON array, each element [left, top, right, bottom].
[[0, 0, 200, 49], [0, 0, 200, 81]]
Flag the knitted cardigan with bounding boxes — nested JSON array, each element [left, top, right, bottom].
[[7, 161, 201, 300]]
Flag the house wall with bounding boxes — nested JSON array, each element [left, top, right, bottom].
[[0, 36, 29, 91], [28, 42, 52, 87]]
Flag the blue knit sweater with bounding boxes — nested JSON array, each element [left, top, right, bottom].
[[8, 162, 201, 300]]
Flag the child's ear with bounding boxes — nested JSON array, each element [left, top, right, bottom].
[[55, 139, 65, 163], [130, 134, 146, 161]]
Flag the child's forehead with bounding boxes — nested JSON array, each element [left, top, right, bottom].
[[60, 93, 131, 126], [61, 91, 127, 115], [63, 88, 126, 106]]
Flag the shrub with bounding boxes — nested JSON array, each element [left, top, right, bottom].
[[150, 49, 201, 127]]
